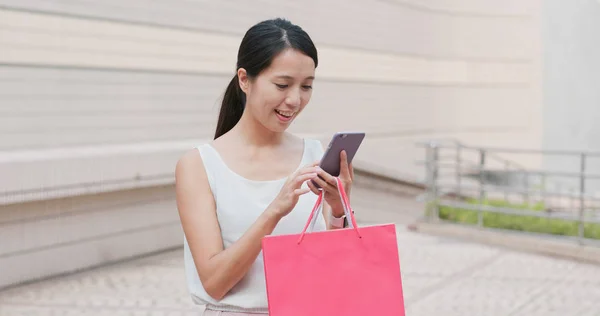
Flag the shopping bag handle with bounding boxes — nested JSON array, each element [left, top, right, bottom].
[[334, 177, 360, 231], [297, 178, 361, 244]]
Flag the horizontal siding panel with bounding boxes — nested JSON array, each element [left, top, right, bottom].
[[0, 1, 542, 194], [0, 10, 532, 85], [0, 102, 211, 114], [385, 0, 536, 16], [291, 0, 536, 59], [317, 46, 531, 85], [0, 87, 216, 99], [0, 74, 537, 198], [294, 82, 534, 135], [0, 127, 208, 150], [0, 28, 234, 62], [0, 92, 214, 100], [0, 66, 228, 84], [0, 115, 208, 132], [0, 0, 537, 60], [0, 66, 223, 149]]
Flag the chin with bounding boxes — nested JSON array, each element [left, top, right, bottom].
[[270, 124, 291, 133], [268, 117, 295, 132]]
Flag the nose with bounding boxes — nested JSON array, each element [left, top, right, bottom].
[[285, 88, 301, 108]]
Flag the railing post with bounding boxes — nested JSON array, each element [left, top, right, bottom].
[[523, 171, 530, 205], [579, 153, 586, 243], [541, 174, 547, 210], [425, 143, 439, 221], [478, 150, 486, 227], [456, 145, 462, 198], [504, 162, 509, 201]]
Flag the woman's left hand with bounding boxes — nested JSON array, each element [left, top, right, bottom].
[[307, 150, 354, 218]]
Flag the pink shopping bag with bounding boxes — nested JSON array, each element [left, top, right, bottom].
[[261, 178, 405, 316]]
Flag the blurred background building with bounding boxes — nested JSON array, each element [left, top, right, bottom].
[[1, 0, 599, 288]]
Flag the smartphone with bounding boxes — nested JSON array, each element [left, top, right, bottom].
[[313, 132, 366, 188]]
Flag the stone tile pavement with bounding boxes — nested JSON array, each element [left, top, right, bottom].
[[1, 185, 600, 315], [2, 226, 600, 316]]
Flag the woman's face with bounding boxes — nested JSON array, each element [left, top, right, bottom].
[[239, 48, 316, 133]]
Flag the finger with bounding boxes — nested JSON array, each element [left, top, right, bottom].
[[312, 175, 338, 194], [348, 162, 354, 180], [294, 187, 311, 196], [293, 172, 318, 187], [307, 180, 322, 195], [339, 150, 351, 178], [294, 166, 319, 178], [316, 167, 337, 187], [301, 160, 320, 169]]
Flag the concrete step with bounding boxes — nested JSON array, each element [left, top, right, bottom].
[[351, 168, 426, 226]]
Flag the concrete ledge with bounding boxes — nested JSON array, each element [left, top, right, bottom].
[[352, 160, 425, 196], [408, 221, 600, 266], [0, 139, 202, 205], [0, 185, 182, 290]]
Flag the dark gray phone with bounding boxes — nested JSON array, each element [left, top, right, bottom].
[[313, 132, 365, 188]]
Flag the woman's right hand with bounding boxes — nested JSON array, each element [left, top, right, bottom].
[[267, 162, 320, 218]]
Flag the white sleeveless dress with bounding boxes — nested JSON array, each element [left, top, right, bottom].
[[183, 138, 327, 314]]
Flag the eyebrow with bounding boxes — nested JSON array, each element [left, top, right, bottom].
[[275, 75, 315, 80]]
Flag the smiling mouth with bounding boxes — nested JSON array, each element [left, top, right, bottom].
[[274, 109, 295, 120]]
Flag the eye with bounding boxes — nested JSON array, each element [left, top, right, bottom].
[[302, 85, 313, 90], [275, 84, 288, 89]]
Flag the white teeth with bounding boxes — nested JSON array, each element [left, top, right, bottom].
[[275, 109, 295, 118]]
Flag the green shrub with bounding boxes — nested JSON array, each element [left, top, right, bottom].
[[435, 199, 600, 240]]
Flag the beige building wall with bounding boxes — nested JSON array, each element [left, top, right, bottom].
[[0, 0, 543, 288], [541, 0, 600, 194]]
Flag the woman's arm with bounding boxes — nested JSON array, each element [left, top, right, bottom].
[[176, 150, 318, 300], [175, 150, 283, 300], [323, 203, 345, 230]]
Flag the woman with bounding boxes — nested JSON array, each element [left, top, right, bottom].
[[175, 18, 353, 315]]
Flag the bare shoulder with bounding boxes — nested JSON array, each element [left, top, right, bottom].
[[176, 147, 207, 180], [175, 146, 217, 231], [174, 146, 217, 197]]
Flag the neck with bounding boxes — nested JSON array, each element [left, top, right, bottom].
[[230, 110, 285, 147]]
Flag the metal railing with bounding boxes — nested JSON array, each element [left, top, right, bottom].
[[418, 140, 600, 245]]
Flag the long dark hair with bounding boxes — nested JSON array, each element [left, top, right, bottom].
[[214, 18, 319, 139]]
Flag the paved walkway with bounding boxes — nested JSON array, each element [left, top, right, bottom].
[[1, 185, 600, 315]]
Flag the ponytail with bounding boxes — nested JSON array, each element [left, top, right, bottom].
[[214, 75, 245, 139]]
